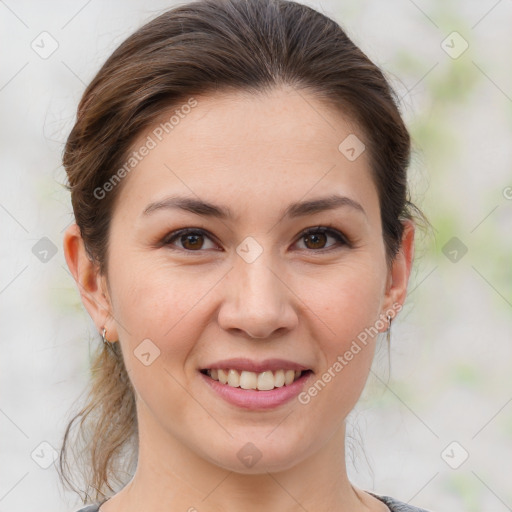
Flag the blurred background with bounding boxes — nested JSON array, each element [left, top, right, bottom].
[[1, 1, 511, 511]]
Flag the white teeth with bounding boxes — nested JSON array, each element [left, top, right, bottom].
[[240, 370, 257, 390], [274, 369, 285, 387], [206, 368, 304, 390], [257, 371, 275, 391], [227, 369, 239, 387], [218, 369, 228, 384]]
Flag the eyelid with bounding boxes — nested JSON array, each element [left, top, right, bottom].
[[162, 228, 221, 252], [162, 225, 351, 252], [294, 225, 351, 250]]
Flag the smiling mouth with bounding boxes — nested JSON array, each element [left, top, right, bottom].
[[200, 368, 312, 391]]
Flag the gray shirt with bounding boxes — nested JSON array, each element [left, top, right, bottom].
[[75, 493, 432, 511]]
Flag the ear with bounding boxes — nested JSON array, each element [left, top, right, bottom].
[[382, 219, 415, 316], [63, 223, 118, 342]]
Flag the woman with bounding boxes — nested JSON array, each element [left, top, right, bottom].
[[60, 0, 430, 510]]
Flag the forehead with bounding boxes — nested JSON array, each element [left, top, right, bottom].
[[114, 87, 379, 223]]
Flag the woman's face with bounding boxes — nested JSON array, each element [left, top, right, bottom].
[[87, 87, 412, 473]]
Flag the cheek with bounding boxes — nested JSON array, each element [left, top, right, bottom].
[[110, 247, 386, 371], [296, 258, 386, 412], [112, 267, 194, 337], [108, 255, 227, 369], [107, 260, 214, 425], [304, 258, 386, 348]]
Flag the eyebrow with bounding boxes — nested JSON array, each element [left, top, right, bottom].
[[142, 194, 366, 219]]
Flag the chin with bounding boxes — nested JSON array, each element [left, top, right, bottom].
[[199, 432, 311, 474]]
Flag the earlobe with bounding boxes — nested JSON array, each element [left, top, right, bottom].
[[63, 223, 117, 339]]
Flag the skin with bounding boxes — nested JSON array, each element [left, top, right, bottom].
[[64, 86, 414, 512]]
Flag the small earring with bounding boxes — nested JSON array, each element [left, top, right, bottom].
[[386, 314, 393, 373], [101, 327, 110, 345], [101, 327, 117, 354]]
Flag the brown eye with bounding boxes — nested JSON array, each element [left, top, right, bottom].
[[164, 229, 218, 251], [296, 227, 349, 251], [180, 233, 204, 250], [304, 232, 328, 249]]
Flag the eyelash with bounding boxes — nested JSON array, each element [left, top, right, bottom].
[[161, 225, 351, 254]]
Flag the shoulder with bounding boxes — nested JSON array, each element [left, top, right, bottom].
[[74, 494, 432, 512], [74, 505, 100, 512], [368, 492, 434, 512]]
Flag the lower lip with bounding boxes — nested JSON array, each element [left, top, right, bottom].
[[200, 371, 312, 410]]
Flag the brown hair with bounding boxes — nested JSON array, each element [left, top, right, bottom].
[[60, 0, 425, 503]]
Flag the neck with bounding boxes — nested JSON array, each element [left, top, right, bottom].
[[104, 412, 369, 512]]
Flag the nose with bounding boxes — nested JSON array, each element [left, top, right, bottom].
[[217, 254, 298, 339]]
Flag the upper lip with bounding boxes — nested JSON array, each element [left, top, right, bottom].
[[201, 358, 310, 373]]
